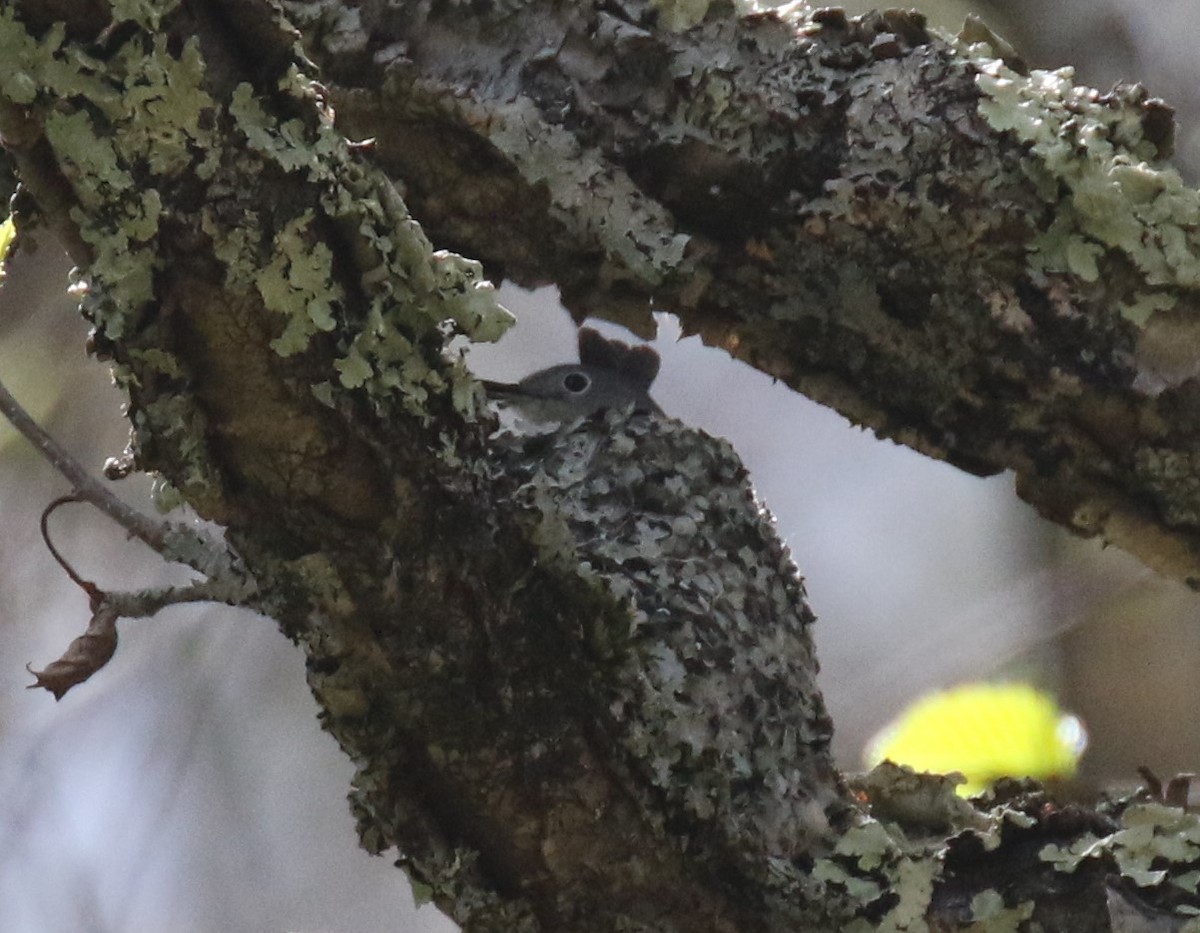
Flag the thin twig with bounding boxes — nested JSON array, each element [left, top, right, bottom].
[[105, 577, 259, 617], [0, 375, 238, 580], [0, 378, 167, 546]]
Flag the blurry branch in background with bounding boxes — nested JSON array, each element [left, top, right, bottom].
[[5, 1, 1200, 930]]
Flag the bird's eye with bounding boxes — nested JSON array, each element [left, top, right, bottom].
[[562, 372, 590, 393]]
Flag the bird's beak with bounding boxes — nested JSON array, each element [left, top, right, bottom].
[[480, 380, 520, 397]]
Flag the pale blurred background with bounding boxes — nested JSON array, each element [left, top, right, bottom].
[[2, 1, 1199, 930]]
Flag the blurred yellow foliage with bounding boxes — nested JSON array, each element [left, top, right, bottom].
[[0, 215, 14, 276], [864, 682, 1087, 795]]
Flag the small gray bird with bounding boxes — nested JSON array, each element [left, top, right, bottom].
[[483, 328, 663, 423]]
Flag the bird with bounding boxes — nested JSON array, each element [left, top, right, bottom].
[[482, 327, 663, 424]]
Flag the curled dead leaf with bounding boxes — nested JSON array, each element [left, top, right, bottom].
[[27, 602, 119, 700]]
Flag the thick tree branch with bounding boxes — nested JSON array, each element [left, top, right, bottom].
[[5, 1, 1200, 931], [293, 0, 1200, 586]]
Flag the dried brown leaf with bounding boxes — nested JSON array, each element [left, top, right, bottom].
[[27, 602, 119, 700]]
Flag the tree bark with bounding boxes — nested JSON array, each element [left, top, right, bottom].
[[4, 1, 1200, 930]]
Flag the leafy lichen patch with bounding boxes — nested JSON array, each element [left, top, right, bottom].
[[0, 3, 512, 441], [971, 53, 1198, 324], [1041, 800, 1200, 898], [490, 409, 852, 923]]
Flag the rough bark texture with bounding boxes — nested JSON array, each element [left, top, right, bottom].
[[299, 0, 1200, 587], [5, 1, 1200, 931]]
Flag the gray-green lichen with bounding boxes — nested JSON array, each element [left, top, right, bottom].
[[843, 763, 1200, 931], [828, 764, 990, 931], [1134, 448, 1200, 527], [218, 63, 513, 420], [457, 90, 692, 291], [1042, 801, 1200, 909], [967, 46, 1199, 325], [491, 410, 855, 924], [650, 0, 717, 32], [389, 845, 541, 932], [0, 2, 513, 446], [850, 761, 985, 835], [0, 14, 216, 331], [963, 890, 1035, 932], [810, 816, 941, 933], [490, 393, 1079, 922]]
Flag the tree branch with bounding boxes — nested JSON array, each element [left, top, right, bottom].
[[5, 1, 1200, 930], [298, 0, 1200, 586]]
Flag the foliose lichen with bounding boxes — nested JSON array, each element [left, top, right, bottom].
[[477, 95, 692, 288], [490, 408, 849, 925], [968, 48, 1200, 326], [0, 2, 513, 445], [651, 0, 717, 32], [1041, 800, 1200, 905]]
